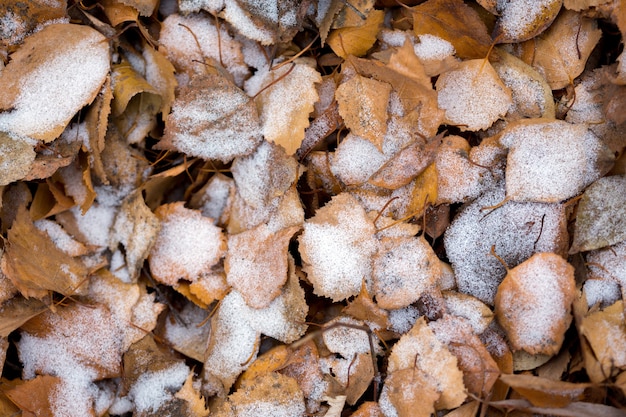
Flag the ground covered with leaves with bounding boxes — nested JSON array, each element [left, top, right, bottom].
[[1, 0, 626, 416]]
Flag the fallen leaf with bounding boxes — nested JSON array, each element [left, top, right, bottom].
[[159, 74, 262, 162], [0, 132, 36, 186], [2, 207, 88, 299], [379, 367, 439, 417], [245, 62, 321, 155], [3, 375, 62, 417], [227, 372, 306, 416], [0, 23, 110, 141], [327, 10, 384, 58], [499, 373, 591, 407], [0, 296, 47, 338], [336, 74, 390, 151], [493, 0, 562, 43], [570, 175, 626, 253], [412, 0, 493, 59], [495, 253, 577, 356]]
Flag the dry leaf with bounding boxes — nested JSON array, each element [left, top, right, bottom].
[[245, 62, 321, 155], [379, 367, 439, 417], [499, 373, 590, 407], [0, 0, 67, 46], [227, 372, 306, 416], [335, 74, 390, 151], [495, 253, 577, 356], [225, 224, 299, 308], [2, 207, 88, 299], [530, 9, 602, 90], [387, 317, 467, 410], [343, 282, 392, 339], [160, 74, 262, 162], [143, 44, 177, 122], [327, 10, 384, 58], [0, 296, 47, 338], [407, 162, 438, 218], [101, 0, 139, 26], [0, 24, 110, 141], [0, 131, 36, 186], [570, 175, 626, 253], [493, 0, 562, 43], [436, 59, 512, 131], [412, 0, 493, 60], [3, 375, 62, 417]]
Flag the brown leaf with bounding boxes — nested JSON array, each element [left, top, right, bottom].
[[0, 0, 66, 46], [499, 374, 591, 408], [381, 367, 439, 417], [412, 0, 493, 60], [343, 282, 392, 339], [0, 132, 36, 186], [0, 296, 48, 338], [493, 0, 562, 43], [101, 0, 139, 26], [2, 207, 88, 299], [3, 375, 62, 417]]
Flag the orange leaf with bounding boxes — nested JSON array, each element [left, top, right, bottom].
[[327, 10, 384, 58]]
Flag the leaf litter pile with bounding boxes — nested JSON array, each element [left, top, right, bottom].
[[2, 0, 626, 416]]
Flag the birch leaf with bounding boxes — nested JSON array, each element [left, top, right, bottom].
[[327, 10, 384, 58]]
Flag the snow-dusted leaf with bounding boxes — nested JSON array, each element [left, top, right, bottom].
[[499, 374, 590, 408], [571, 175, 626, 253], [225, 224, 299, 308], [500, 119, 613, 203], [386, 317, 466, 410], [245, 62, 321, 155], [226, 372, 306, 417], [148, 202, 226, 286], [493, 0, 562, 43], [0, 131, 36, 186], [160, 74, 262, 162], [0, 24, 110, 141], [531, 9, 602, 90], [495, 253, 577, 356], [299, 193, 378, 301], [336, 74, 390, 151], [436, 59, 512, 131]]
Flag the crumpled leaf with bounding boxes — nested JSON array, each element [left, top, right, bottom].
[[159, 74, 262, 162], [0, 23, 110, 141], [436, 59, 512, 131], [245, 62, 321, 155], [495, 253, 577, 356], [2, 207, 88, 299], [327, 10, 384, 58], [493, 0, 562, 43], [530, 9, 602, 90], [570, 175, 626, 253], [336, 74, 390, 151], [101, 0, 139, 26], [225, 224, 299, 308], [386, 317, 466, 410], [412, 0, 493, 60], [110, 191, 161, 282]]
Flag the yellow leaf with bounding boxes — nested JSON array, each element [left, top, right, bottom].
[[335, 74, 390, 150], [408, 162, 438, 218], [327, 10, 384, 58], [499, 374, 591, 408]]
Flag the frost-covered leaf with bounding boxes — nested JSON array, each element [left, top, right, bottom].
[[493, 0, 562, 43], [499, 374, 590, 408], [225, 224, 299, 308], [571, 175, 626, 252], [336, 74, 390, 151], [148, 202, 226, 286], [436, 59, 512, 131], [495, 253, 577, 356], [227, 372, 306, 417], [0, 24, 110, 141], [500, 119, 613, 203], [0, 131, 36, 186], [531, 9, 602, 90], [245, 63, 321, 155], [160, 74, 262, 162], [299, 193, 378, 301]]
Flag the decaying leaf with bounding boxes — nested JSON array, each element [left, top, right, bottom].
[[499, 373, 590, 407], [495, 253, 577, 356], [226, 372, 306, 416], [0, 131, 36, 186], [0, 23, 110, 141]]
